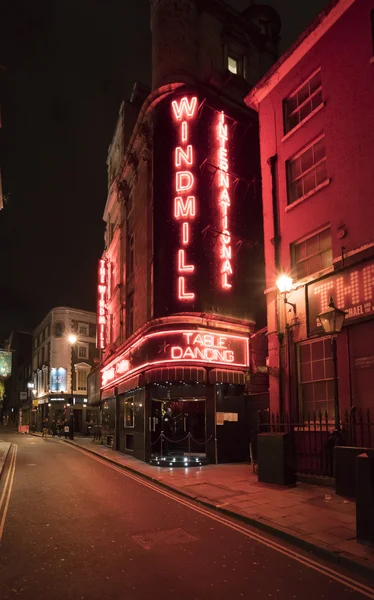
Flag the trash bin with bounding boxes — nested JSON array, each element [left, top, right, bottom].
[[356, 452, 374, 544], [257, 432, 296, 486]]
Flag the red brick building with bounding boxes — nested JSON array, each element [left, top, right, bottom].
[[94, 0, 280, 464], [245, 0, 374, 441]]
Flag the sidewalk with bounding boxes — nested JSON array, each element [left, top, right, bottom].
[[31, 432, 374, 576], [0, 440, 12, 481]]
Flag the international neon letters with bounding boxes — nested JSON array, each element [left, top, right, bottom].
[[172, 96, 198, 301], [217, 111, 232, 289]]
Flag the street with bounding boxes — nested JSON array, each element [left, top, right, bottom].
[[0, 431, 373, 600]]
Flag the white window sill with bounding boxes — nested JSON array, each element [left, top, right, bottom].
[[285, 178, 331, 212], [282, 102, 325, 143], [370, 56, 374, 64]]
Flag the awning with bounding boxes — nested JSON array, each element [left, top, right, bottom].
[[143, 366, 207, 384], [101, 387, 115, 400], [209, 369, 245, 385], [117, 375, 141, 395]]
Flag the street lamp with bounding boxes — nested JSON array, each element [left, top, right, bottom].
[[68, 334, 77, 344], [317, 297, 347, 430], [276, 274, 296, 314]]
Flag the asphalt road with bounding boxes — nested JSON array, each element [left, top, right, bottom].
[[0, 430, 373, 600]]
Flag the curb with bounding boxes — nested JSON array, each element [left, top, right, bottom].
[[0, 443, 12, 482], [63, 439, 374, 579]]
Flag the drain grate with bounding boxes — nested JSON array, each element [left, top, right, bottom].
[[131, 527, 198, 550]]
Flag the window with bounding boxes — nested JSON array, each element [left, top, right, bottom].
[[127, 232, 135, 279], [54, 321, 65, 337], [77, 343, 89, 359], [76, 369, 88, 392], [38, 349, 43, 366], [124, 397, 134, 427], [34, 338, 37, 349], [44, 345, 49, 362], [287, 135, 327, 204], [78, 322, 89, 336], [284, 70, 322, 134], [126, 293, 134, 337], [292, 228, 332, 280], [298, 338, 334, 419], [228, 56, 239, 74]]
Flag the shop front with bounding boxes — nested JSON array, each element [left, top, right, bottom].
[[306, 257, 374, 442], [101, 319, 254, 464]]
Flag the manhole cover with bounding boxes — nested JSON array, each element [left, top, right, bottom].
[[131, 527, 198, 550]]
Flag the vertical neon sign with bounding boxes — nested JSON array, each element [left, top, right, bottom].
[[172, 96, 198, 301], [97, 258, 107, 349], [217, 111, 232, 289]]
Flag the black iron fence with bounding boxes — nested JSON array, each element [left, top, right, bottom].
[[256, 408, 373, 477]]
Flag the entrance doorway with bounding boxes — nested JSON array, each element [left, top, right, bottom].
[[150, 398, 206, 456]]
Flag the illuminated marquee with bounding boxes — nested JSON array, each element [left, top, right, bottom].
[[101, 328, 249, 388], [97, 258, 107, 349], [217, 111, 232, 289], [308, 260, 374, 332], [172, 96, 198, 301]]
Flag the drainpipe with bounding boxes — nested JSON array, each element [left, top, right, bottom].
[[267, 155, 284, 416]]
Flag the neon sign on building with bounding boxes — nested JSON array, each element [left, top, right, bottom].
[[101, 328, 249, 387], [217, 111, 232, 289], [172, 96, 198, 301], [97, 258, 107, 349]]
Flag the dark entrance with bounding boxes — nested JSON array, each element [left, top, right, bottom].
[[150, 398, 206, 457]]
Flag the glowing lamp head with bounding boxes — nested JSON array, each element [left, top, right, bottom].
[[276, 275, 293, 295], [68, 334, 77, 344]]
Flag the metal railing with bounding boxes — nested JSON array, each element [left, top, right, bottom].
[[151, 431, 212, 459], [256, 408, 374, 477]]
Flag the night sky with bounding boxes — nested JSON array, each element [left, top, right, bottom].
[[0, 0, 329, 339]]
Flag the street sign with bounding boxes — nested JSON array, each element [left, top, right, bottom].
[[20, 392, 27, 400]]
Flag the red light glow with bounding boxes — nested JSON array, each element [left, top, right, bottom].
[[101, 328, 249, 388], [173, 95, 198, 303], [97, 259, 107, 349], [217, 111, 232, 290]]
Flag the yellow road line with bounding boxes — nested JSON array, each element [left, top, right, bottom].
[[66, 442, 374, 599], [0, 445, 17, 542]]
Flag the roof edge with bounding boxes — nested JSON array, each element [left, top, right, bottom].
[[245, 0, 355, 110]]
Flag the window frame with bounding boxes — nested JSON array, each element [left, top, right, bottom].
[[77, 343, 89, 360], [126, 292, 134, 338], [286, 134, 328, 205], [78, 322, 89, 337], [291, 226, 332, 281], [283, 68, 323, 135], [297, 337, 335, 421]]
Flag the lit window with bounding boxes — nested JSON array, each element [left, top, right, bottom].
[[124, 397, 135, 428], [78, 344, 88, 359], [78, 322, 89, 336], [298, 338, 334, 419], [228, 56, 238, 74], [292, 228, 332, 280], [284, 70, 323, 134], [287, 135, 327, 204]]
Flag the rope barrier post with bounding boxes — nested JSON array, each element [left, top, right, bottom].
[[160, 431, 164, 459], [188, 432, 191, 458]]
